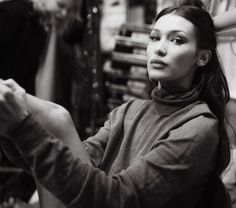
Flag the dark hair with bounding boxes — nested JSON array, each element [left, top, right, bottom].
[[150, 0, 231, 175]]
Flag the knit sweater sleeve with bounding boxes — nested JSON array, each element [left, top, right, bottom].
[[82, 101, 130, 167], [81, 119, 110, 167], [7, 113, 219, 208]]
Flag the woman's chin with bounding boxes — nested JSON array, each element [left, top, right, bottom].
[[148, 73, 167, 82]]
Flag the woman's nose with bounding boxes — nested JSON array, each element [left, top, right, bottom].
[[156, 49, 166, 56], [155, 42, 167, 57]]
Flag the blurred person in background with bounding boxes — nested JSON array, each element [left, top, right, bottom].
[[0, 0, 82, 207], [0, 0, 46, 206]]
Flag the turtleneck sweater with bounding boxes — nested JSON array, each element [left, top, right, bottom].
[[7, 87, 220, 208]]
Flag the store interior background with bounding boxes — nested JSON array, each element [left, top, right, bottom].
[[1, 0, 235, 206], [44, 0, 236, 145], [47, 1, 236, 205], [40, 0, 236, 201]]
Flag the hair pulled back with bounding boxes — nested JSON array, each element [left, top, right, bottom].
[[153, 0, 231, 175]]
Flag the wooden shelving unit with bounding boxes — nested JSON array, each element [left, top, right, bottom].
[[104, 23, 151, 111]]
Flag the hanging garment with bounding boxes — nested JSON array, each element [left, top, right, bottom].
[[36, 24, 57, 101], [208, 0, 236, 99]]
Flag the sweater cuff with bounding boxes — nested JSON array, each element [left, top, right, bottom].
[[7, 114, 52, 154]]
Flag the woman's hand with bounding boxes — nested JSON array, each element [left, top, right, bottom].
[[0, 79, 31, 136]]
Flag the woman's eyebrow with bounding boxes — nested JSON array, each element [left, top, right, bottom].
[[151, 29, 159, 32], [152, 28, 190, 37]]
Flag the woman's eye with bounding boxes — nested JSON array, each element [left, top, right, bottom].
[[149, 35, 160, 41], [172, 37, 184, 45]]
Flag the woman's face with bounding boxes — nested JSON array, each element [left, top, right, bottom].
[[147, 13, 200, 90]]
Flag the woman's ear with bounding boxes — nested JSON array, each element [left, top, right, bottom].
[[196, 50, 212, 67]]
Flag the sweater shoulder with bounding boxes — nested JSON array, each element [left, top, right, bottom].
[[109, 99, 149, 120], [171, 101, 219, 135], [187, 100, 217, 119], [115, 98, 149, 112]]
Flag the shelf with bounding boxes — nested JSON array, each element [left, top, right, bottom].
[[119, 23, 152, 35], [104, 23, 151, 110], [106, 82, 148, 98], [112, 51, 147, 66], [114, 35, 149, 49], [104, 67, 146, 81]]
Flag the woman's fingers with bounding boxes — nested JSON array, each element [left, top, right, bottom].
[[3, 79, 24, 93], [0, 81, 30, 135]]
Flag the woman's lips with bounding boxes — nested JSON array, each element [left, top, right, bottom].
[[150, 59, 168, 69]]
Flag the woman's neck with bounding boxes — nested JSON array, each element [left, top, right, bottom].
[[159, 81, 193, 94]]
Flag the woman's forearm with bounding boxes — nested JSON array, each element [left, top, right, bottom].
[[25, 94, 92, 207], [26, 94, 91, 164]]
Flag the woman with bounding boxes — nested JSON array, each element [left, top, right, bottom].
[[0, 0, 232, 207]]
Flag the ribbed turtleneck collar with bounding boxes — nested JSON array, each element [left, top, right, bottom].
[[151, 84, 200, 106]]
